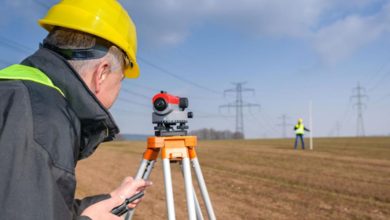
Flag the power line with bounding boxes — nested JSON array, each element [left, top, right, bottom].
[[195, 114, 233, 119], [33, 0, 51, 10], [194, 109, 234, 124], [368, 70, 390, 92], [248, 111, 279, 138], [117, 97, 150, 109], [0, 34, 226, 119], [0, 28, 221, 98], [254, 108, 279, 134], [111, 107, 150, 117], [0, 35, 34, 54], [335, 121, 341, 137], [124, 81, 161, 92], [0, 59, 12, 66], [219, 82, 260, 137], [336, 99, 355, 137], [277, 114, 293, 138], [328, 101, 350, 137], [365, 62, 388, 86], [122, 82, 223, 101], [328, 121, 342, 137], [138, 56, 221, 95], [121, 88, 151, 100], [373, 93, 390, 104]]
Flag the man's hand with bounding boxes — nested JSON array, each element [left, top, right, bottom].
[[81, 177, 152, 220]]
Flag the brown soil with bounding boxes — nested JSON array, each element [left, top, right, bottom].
[[76, 137, 390, 220]]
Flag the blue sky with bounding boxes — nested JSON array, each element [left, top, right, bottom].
[[0, 0, 389, 138]]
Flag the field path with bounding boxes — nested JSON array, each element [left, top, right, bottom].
[[76, 137, 390, 219]]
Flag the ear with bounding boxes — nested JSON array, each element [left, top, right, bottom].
[[93, 60, 111, 94]]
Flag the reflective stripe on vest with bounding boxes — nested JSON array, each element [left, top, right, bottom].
[[0, 64, 65, 97], [295, 123, 305, 134]]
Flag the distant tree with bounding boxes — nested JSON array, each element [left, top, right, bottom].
[[190, 128, 244, 140], [232, 131, 245, 139]]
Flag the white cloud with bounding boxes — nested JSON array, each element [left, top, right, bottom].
[[121, 0, 211, 46], [207, 0, 328, 37], [2, 0, 388, 64], [312, 2, 390, 64], [122, 0, 328, 45], [122, 0, 390, 63]]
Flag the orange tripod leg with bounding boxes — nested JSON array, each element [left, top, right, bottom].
[[148, 136, 197, 220], [126, 136, 215, 220]]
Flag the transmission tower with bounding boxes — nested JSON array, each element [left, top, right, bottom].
[[219, 82, 260, 137], [336, 121, 341, 137], [350, 82, 368, 137], [277, 114, 292, 138]]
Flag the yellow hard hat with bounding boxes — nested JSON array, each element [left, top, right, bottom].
[[38, 0, 139, 78], [298, 118, 303, 123]]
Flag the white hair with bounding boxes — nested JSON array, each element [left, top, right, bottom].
[[43, 27, 125, 77]]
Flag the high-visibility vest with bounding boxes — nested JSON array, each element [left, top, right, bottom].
[[295, 123, 305, 135], [0, 64, 65, 97]]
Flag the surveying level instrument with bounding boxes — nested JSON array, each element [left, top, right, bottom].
[[120, 91, 216, 220], [152, 91, 194, 137]]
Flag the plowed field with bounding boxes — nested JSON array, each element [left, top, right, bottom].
[[76, 137, 390, 219]]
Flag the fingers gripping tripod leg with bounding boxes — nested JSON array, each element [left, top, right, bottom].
[[125, 136, 214, 220], [124, 160, 156, 220], [134, 159, 155, 180], [124, 148, 159, 220]]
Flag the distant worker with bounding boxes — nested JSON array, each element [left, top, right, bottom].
[[0, 0, 151, 219], [294, 118, 310, 150]]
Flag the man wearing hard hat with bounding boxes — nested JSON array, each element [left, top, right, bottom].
[[0, 1, 151, 219], [293, 118, 310, 150]]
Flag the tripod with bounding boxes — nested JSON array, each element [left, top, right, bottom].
[[124, 135, 216, 220]]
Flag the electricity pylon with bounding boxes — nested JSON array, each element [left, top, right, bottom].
[[219, 82, 260, 138], [277, 114, 293, 138], [351, 82, 368, 137]]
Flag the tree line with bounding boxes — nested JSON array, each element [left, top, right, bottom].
[[190, 128, 244, 140]]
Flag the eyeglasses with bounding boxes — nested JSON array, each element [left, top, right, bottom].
[[122, 52, 132, 69]]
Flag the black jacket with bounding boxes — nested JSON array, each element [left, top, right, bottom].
[[0, 48, 119, 219]]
